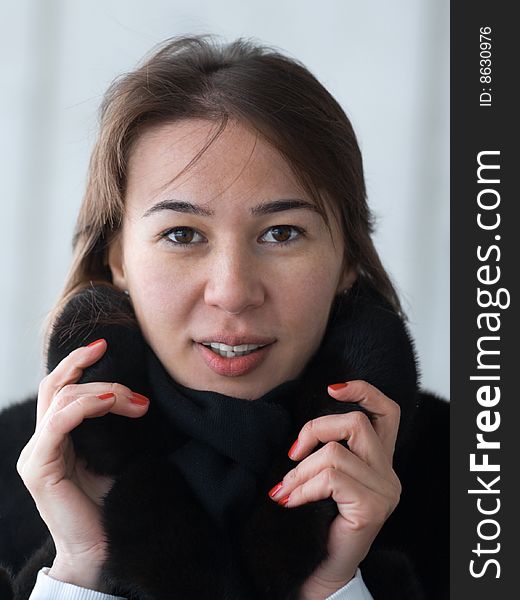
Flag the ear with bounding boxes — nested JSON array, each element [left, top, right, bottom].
[[107, 234, 127, 291], [335, 261, 358, 295]]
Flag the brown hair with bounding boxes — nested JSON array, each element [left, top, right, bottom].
[[46, 33, 403, 346]]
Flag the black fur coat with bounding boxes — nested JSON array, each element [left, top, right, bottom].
[[0, 281, 449, 599]]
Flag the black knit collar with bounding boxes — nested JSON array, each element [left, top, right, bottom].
[[145, 346, 301, 527]]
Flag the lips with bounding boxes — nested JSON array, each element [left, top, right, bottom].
[[195, 341, 275, 377], [195, 334, 276, 347]]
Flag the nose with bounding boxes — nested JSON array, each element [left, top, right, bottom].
[[203, 244, 265, 315]]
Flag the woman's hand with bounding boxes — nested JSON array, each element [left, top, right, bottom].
[[268, 380, 402, 599], [16, 339, 150, 591]]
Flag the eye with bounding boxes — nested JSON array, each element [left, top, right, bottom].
[[162, 227, 205, 247], [260, 225, 306, 245]]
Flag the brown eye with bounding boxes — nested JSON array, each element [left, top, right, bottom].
[[166, 227, 196, 244], [271, 226, 291, 242], [261, 225, 305, 245]]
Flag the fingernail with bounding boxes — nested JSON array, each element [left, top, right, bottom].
[[288, 439, 299, 459], [97, 392, 115, 400], [87, 338, 105, 348], [130, 392, 150, 406], [268, 481, 284, 499], [278, 494, 290, 507], [328, 382, 349, 391]]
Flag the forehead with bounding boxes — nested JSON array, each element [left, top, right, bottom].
[[125, 118, 308, 209]]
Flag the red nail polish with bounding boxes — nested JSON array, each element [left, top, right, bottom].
[[288, 439, 299, 458], [268, 481, 283, 499], [278, 494, 290, 507], [97, 392, 115, 400], [130, 392, 150, 406], [87, 338, 105, 348], [328, 382, 349, 391]]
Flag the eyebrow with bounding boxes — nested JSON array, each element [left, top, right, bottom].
[[142, 198, 321, 218]]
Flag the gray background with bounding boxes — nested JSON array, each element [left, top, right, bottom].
[[0, 0, 449, 408]]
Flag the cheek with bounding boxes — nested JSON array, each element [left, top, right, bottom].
[[288, 245, 342, 300], [123, 249, 194, 341], [277, 251, 342, 346]]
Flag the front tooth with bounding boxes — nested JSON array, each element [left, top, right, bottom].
[[206, 342, 264, 353]]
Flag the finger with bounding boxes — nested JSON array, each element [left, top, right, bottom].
[[18, 390, 149, 475], [290, 411, 392, 477], [280, 468, 397, 528], [25, 394, 119, 486], [38, 382, 149, 434], [37, 339, 108, 425], [326, 380, 401, 459], [270, 441, 396, 502]]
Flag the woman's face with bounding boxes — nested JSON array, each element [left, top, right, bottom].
[[109, 118, 355, 399]]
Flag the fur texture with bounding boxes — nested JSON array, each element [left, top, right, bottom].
[[0, 282, 449, 599]]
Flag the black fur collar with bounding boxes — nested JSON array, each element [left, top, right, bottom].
[[38, 280, 420, 599]]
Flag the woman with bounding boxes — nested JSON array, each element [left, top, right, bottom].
[[0, 35, 449, 599]]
